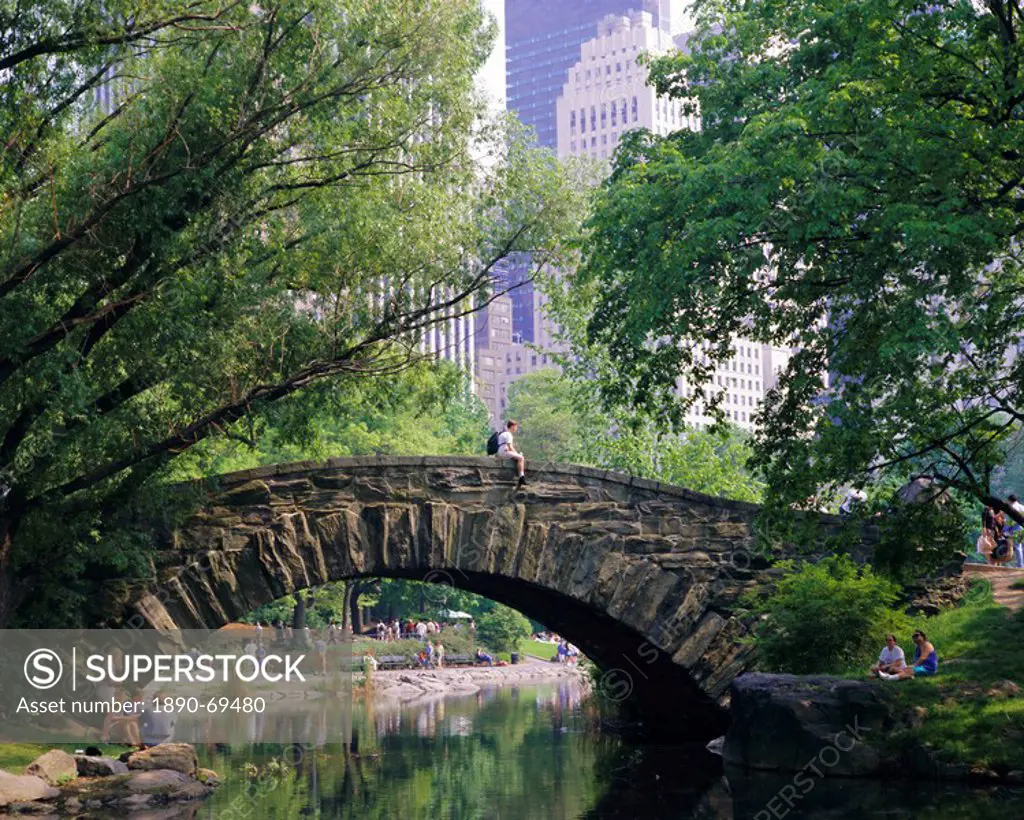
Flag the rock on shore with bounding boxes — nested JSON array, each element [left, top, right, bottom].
[[0, 743, 218, 815], [723, 672, 1021, 783], [371, 659, 587, 704]]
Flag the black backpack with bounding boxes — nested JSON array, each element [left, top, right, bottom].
[[486, 431, 500, 455]]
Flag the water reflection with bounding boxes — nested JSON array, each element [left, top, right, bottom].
[[189, 681, 1023, 820]]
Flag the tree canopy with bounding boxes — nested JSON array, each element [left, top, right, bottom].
[[504, 368, 764, 501], [561, 0, 1024, 526], [0, 0, 585, 624]]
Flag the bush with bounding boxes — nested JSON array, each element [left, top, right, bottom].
[[476, 605, 532, 654], [746, 555, 906, 674]]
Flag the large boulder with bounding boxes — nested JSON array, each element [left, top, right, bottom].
[[24, 749, 77, 786], [125, 770, 210, 800], [123, 744, 199, 777], [723, 673, 895, 777], [0, 771, 59, 807], [75, 755, 129, 777]]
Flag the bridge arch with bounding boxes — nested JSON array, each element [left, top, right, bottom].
[[121, 457, 868, 737]]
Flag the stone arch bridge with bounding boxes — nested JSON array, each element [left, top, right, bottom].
[[121, 456, 875, 737]]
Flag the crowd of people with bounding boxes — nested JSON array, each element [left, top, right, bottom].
[[980, 494, 1024, 567], [373, 617, 471, 642]]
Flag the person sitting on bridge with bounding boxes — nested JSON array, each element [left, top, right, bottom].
[[497, 420, 527, 487], [475, 648, 494, 666], [869, 634, 905, 677], [880, 631, 937, 680]]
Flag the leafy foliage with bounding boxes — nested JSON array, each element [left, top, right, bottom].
[[745, 556, 906, 674], [504, 368, 764, 501], [0, 1, 585, 624], [556, 0, 1024, 536], [476, 604, 533, 655]]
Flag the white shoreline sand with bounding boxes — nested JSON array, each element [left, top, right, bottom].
[[368, 657, 588, 704]]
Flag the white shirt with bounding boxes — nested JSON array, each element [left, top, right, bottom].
[[879, 645, 905, 666], [497, 430, 514, 453]]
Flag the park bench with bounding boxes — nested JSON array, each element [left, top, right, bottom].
[[378, 654, 413, 669], [444, 654, 474, 666]]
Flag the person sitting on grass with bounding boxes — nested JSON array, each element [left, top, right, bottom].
[[475, 648, 494, 666], [869, 634, 905, 678], [880, 631, 937, 680]]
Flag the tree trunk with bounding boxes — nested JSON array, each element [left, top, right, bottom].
[[341, 582, 353, 632], [349, 580, 364, 635], [0, 494, 27, 626]]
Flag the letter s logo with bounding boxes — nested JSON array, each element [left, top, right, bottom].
[[24, 649, 63, 690]]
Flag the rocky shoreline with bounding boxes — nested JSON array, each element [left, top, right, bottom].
[[721, 673, 1023, 786], [0, 744, 219, 815], [368, 658, 588, 705]]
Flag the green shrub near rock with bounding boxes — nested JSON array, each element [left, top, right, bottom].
[[744, 555, 907, 674]]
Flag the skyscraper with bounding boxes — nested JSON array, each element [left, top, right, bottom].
[[502, 1, 683, 344], [505, 0, 684, 149]]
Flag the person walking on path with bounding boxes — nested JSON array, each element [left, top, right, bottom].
[[497, 420, 526, 487]]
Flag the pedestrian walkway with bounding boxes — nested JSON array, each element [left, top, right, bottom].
[[966, 564, 1024, 612]]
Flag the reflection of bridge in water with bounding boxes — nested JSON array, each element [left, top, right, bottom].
[[119, 457, 878, 738]]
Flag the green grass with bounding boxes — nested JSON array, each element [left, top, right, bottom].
[[0, 743, 133, 775], [877, 582, 1024, 769]]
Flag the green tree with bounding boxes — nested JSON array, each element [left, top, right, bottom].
[[0, 0, 586, 625], [501, 367, 764, 500], [476, 604, 531, 654], [745, 556, 906, 674], [504, 369, 597, 463], [560, 0, 1024, 534]]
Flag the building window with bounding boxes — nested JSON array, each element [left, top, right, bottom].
[[631, 96, 638, 121], [605, 64, 611, 75], [621, 100, 627, 123], [591, 137, 596, 147], [602, 134, 607, 145], [570, 140, 576, 152], [601, 103, 607, 128], [590, 106, 596, 131], [586, 69, 591, 80], [531, 356, 537, 366], [570, 110, 576, 130], [580, 108, 586, 133], [616, 62, 621, 72], [611, 104, 617, 126]]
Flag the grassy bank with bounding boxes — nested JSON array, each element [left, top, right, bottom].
[[868, 583, 1024, 770], [0, 743, 132, 776]]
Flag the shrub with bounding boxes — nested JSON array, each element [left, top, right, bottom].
[[476, 605, 532, 654], [746, 555, 907, 674]]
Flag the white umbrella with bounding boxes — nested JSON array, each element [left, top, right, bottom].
[[441, 610, 473, 619]]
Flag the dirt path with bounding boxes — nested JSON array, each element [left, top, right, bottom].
[[966, 563, 1024, 612]]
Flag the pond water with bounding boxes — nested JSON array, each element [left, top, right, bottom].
[[188, 682, 1024, 820]]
